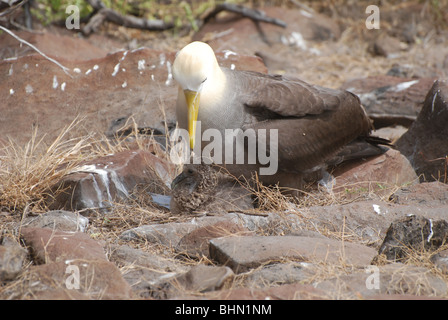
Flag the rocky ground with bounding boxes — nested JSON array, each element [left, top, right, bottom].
[[1, 1, 448, 300]]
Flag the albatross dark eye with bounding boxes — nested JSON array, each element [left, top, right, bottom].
[[201, 78, 207, 83]]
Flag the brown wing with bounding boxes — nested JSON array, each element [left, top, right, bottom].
[[235, 71, 350, 118], [232, 71, 374, 172]]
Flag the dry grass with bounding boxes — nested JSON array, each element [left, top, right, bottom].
[[0, 117, 94, 213]]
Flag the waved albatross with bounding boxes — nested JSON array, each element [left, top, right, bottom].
[[172, 41, 389, 192]]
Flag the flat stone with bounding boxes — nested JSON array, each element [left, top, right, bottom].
[[209, 236, 377, 273], [202, 282, 327, 300], [245, 262, 315, 288], [299, 200, 448, 245], [19, 210, 89, 232], [20, 227, 107, 264], [390, 181, 448, 206]]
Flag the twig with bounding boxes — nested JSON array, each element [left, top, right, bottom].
[[0, 25, 73, 78], [0, 0, 27, 18]]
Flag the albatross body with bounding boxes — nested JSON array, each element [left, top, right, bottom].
[[172, 41, 386, 191]]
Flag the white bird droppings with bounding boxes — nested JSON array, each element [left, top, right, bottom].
[[61, 82, 66, 91], [52, 75, 58, 89], [25, 84, 33, 94], [138, 59, 146, 70]]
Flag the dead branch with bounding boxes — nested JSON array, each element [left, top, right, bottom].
[[82, 0, 173, 35], [202, 3, 287, 28]]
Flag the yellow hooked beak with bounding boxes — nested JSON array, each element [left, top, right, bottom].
[[184, 90, 200, 149]]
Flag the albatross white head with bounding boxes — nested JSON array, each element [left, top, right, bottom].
[[173, 41, 225, 149]]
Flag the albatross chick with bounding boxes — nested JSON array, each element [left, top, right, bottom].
[[170, 164, 254, 215], [172, 41, 390, 192]]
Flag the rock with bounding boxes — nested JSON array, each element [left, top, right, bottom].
[[147, 264, 234, 299], [244, 262, 315, 288], [176, 221, 252, 258], [315, 263, 447, 298], [209, 236, 377, 273], [0, 47, 267, 147], [390, 181, 448, 206], [20, 227, 107, 264], [107, 244, 188, 298], [47, 149, 176, 211], [431, 249, 448, 275], [22, 259, 133, 299], [396, 80, 448, 183], [0, 238, 28, 281], [19, 210, 89, 232], [120, 212, 301, 247], [375, 215, 448, 262], [341, 76, 436, 128], [331, 148, 418, 197], [120, 220, 205, 247], [175, 265, 234, 292], [300, 200, 448, 245], [201, 282, 327, 300], [108, 244, 184, 272]]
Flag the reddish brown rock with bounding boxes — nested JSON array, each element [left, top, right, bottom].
[[20, 227, 107, 264], [331, 148, 418, 197], [23, 259, 133, 300], [47, 149, 176, 211], [209, 236, 377, 273], [396, 80, 448, 183], [176, 220, 253, 258]]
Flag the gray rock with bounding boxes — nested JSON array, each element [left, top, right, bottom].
[[0, 238, 28, 281], [314, 263, 447, 299], [396, 79, 448, 182], [376, 215, 448, 262], [431, 249, 448, 275], [390, 181, 448, 206], [209, 235, 377, 273], [245, 262, 315, 287], [19, 210, 89, 232]]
